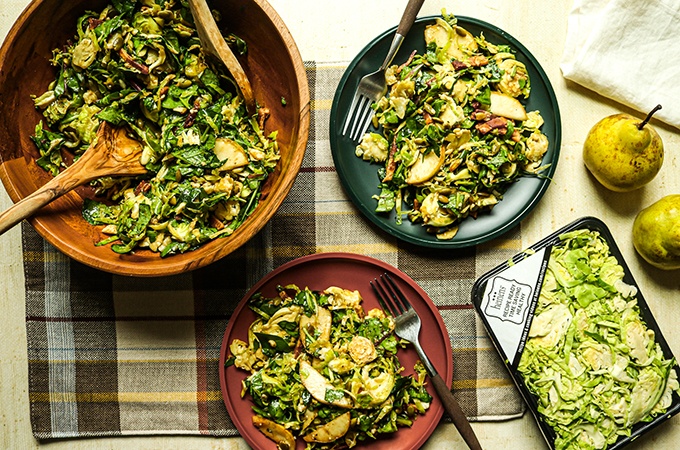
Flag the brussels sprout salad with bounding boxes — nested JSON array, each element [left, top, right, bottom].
[[31, 0, 279, 256], [226, 284, 432, 449], [355, 11, 549, 240], [518, 229, 679, 450]]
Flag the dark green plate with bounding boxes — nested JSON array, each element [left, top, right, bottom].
[[329, 16, 562, 248]]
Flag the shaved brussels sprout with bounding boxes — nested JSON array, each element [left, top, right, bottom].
[[355, 132, 389, 162], [497, 57, 530, 98], [518, 229, 680, 450]]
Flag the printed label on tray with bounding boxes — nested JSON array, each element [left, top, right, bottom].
[[484, 276, 532, 325], [481, 247, 550, 366]]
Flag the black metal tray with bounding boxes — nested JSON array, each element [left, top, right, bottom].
[[471, 216, 680, 450]]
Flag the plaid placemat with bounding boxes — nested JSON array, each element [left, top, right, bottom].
[[22, 62, 525, 439]]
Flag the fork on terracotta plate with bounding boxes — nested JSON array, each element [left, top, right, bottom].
[[371, 273, 483, 450]]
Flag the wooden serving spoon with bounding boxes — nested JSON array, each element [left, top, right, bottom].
[[188, 0, 256, 115], [0, 122, 146, 236]]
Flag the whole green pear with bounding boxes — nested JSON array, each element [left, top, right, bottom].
[[583, 105, 664, 192], [632, 194, 680, 270]]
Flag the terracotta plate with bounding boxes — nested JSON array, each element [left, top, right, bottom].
[[219, 252, 453, 449]]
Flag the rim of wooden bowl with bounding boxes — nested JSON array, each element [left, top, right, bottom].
[[0, 0, 310, 276]]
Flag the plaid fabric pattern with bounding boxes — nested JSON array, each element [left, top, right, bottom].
[[22, 62, 525, 439]]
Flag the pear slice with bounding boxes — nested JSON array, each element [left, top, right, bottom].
[[252, 415, 296, 450], [314, 307, 332, 342], [299, 360, 352, 408], [213, 137, 249, 170], [303, 412, 351, 443], [424, 20, 477, 60], [451, 26, 478, 58], [424, 21, 450, 51], [489, 91, 528, 121], [300, 307, 332, 350], [406, 148, 445, 185]]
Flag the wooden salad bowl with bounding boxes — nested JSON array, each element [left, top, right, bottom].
[[0, 0, 309, 276]]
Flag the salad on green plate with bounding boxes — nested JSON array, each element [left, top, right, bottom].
[[353, 11, 550, 241]]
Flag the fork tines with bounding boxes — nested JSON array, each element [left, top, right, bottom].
[[370, 273, 411, 317], [342, 95, 374, 142]]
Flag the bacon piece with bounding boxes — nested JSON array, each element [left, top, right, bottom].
[[134, 180, 151, 195], [397, 50, 417, 73], [468, 55, 489, 67], [258, 107, 270, 130], [453, 60, 468, 71], [486, 116, 508, 129], [475, 116, 508, 135], [475, 122, 492, 134], [88, 18, 104, 30], [118, 49, 150, 75], [209, 215, 225, 230], [382, 136, 398, 182]]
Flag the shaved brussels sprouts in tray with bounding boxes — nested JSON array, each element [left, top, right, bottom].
[[472, 217, 680, 450]]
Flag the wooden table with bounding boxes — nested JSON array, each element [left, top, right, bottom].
[[2, 1, 679, 448]]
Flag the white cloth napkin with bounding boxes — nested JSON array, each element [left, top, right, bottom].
[[561, 0, 680, 129]]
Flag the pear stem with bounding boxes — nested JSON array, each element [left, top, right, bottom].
[[638, 104, 662, 130]]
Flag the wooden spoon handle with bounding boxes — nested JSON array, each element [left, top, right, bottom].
[[0, 168, 85, 236], [188, 0, 256, 114], [431, 374, 483, 450], [0, 123, 145, 236]]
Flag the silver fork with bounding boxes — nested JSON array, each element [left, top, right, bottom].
[[341, 0, 425, 142], [371, 273, 483, 450]]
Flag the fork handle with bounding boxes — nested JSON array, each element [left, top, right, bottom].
[[379, 0, 425, 70], [431, 374, 484, 450], [413, 341, 483, 449], [396, 0, 425, 37]]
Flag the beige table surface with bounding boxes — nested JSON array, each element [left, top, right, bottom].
[[2, 1, 679, 448]]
